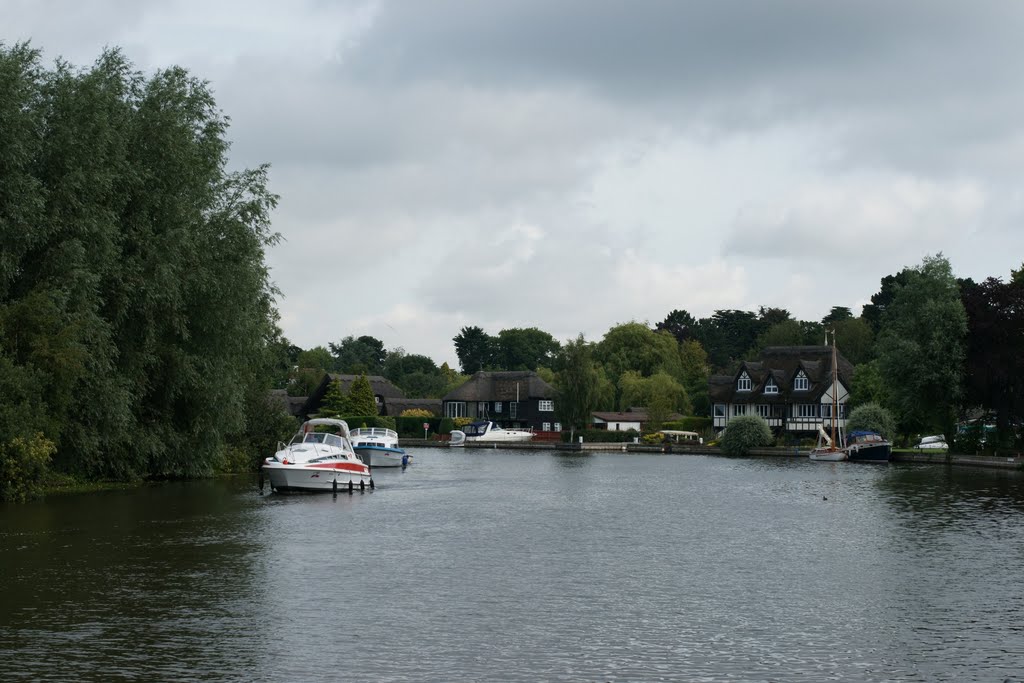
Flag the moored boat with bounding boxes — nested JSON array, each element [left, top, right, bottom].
[[350, 427, 411, 468], [262, 418, 373, 492], [845, 430, 892, 462], [449, 421, 534, 446], [809, 331, 848, 462]]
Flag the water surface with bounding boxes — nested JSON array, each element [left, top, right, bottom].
[[2, 449, 1023, 681]]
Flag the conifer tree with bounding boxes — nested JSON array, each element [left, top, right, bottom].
[[343, 374, 378, 417]]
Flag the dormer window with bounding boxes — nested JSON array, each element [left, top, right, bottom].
[[764, 378, 778, 394], [737, 371, 751, 392], [794, 371, 809, 391]]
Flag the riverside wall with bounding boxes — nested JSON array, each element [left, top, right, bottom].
[[400, 438, 1023, 470]]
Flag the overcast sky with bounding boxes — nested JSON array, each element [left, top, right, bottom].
[[5, 1, 1023, 366]]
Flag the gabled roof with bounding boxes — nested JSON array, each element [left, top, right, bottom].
[[709, 345, 853, 403], [268, 389, 306, 417], [443, 371, 556, 401]]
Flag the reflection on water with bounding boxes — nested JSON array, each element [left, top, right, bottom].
[[2, 452, 1024, 682]]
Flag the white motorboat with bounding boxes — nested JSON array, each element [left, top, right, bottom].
[[262, 418, 373, 492], [350, 427, 411, 468], [914, 435, 948, 450], [449, 420, 534, 446]]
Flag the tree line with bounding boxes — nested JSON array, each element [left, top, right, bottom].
[[3, 45, 1020, 501]]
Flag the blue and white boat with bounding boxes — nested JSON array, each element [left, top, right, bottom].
[[349, 427, 411, 467]]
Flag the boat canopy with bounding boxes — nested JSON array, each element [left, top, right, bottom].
[[302, 418, 351, 437]]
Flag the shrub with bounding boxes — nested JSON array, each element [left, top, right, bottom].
[[400, 409, 433, 418], [1, 433, 56, 503], [846, 402, 896, 440], [720, 416, 772, 456], [439, 417, 455, 435]]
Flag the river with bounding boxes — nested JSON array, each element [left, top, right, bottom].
[[2, 449, 1023, 682]]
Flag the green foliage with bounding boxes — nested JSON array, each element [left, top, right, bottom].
[[343, 374, 378, 417], [400, 408, 433, 418], [846, 402, 896, 440], [757, 320, 804, 348], [453, 326, 493, 373], [875, 254, 967, 439], [849, 360, 888, 408], [1, 433, 56, 502], [492, 327, 560, 370], [286, 368, 323, 397], [595, 323, 683, 404], [0, 45, 282, 482], [297, 346, 333, 373], [553, 334, 601, 435], [720, 415, 773, 456], [395, 416, 439, 437], [832, 317, 875, 366], [384, 350, 447, 398], [329, 335, 385, 375], [317, 379, 347, 418], [439, 417, 455, 435]]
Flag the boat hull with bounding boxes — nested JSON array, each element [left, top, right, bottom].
[[809, 449, 848, 462], [846, 443, 892, 463], [263, 462, 372, 492], [353, 445, 410, 468]]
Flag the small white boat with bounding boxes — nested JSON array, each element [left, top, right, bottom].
[[449, 420, 534, 446], [262, 418, 373, 492], [915, 435, 948, 450], [350, 427, 410, 468]]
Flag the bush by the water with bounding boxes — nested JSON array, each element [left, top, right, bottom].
[[1, 434, 56, 502], [720, 416, 772, 456], [846, 402, 896, 439]]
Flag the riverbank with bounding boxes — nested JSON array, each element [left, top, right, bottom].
[[401, 438, 1024, 469]]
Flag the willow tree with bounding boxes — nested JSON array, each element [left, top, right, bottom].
[[0, 43, 281, 481], [554, 334, 600, 439]]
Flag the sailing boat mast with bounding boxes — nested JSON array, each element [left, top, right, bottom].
[[829, 330, 838, 450]]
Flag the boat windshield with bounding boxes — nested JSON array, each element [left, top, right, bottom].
[[291, 432, 345, 448]]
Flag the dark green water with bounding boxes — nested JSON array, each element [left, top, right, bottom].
[[2, 450, 1023, 682]]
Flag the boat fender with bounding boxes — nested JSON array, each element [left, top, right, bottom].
[[333, 479, 338, 495], [348, 480, 354, 493], [369, 478, 375, 490], [401, 454, 410, 467], [360, 479, 365, 491]]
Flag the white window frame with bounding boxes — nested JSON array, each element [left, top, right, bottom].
[[553, 422, 561, 432], [794, 371, 809, 391], [445, 401, 466, 418], [494, 401, 502, 413], [797, 403, 818, 418], [756, 404, 771, 418], [542, 422, 551, 431], [539, 400, 554, 412], [737, 371, 751, 392], [732, 404, 747, 417], [510, 402, 518, 419], [764, 379, 778, 394], [714, 404, 726, 417]]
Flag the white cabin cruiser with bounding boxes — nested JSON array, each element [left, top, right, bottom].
[[449, 421, 534, 446], [262, 418, 373, 492], [350, 427, 410, 468]]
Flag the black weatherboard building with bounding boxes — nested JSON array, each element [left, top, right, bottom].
[[442, 371, 559, 431]]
